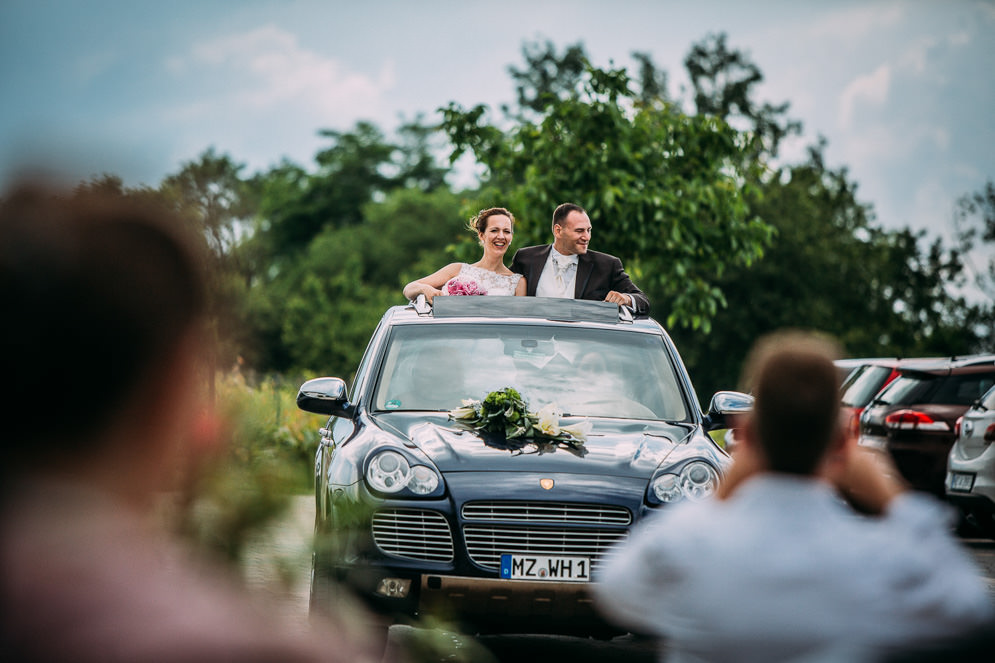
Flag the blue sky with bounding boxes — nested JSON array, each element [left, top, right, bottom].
[[1, 0, 993, 246]]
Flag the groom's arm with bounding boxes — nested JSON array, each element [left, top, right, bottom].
[[608, 257, 650, 315]]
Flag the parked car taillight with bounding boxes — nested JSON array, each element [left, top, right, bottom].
[[955, 415, 963, 437], [884, 409, 950, 431], [985, 423, 995, 444], [848, 408, 863, 439]]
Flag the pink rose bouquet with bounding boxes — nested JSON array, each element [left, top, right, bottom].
[[444, 277, 487, 296]]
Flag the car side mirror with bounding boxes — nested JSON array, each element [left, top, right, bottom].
[[297, 377, 355, 418], [704, 390, 754, 432]]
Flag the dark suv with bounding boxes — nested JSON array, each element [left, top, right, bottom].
[[858, 355, 995, 496], [296, 296, 750, 637]]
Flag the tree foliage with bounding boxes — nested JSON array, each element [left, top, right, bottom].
[[684, 33, 801, 158], [61, 33, 990, 397], [954, 179, 995, 301], [673, 144, 993, 398], [505, 40, 588, 117]]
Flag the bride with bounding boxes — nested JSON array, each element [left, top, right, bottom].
[[402, 207, 526, 303]]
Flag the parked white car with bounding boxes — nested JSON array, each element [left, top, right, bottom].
[[946, 383, 995, 538]]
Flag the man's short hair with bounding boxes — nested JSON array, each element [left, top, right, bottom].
[[739, 330, 843, 475], [552, 202, 586, 229]]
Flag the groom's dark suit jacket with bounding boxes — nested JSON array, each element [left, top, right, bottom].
[[510, 245, 650, 316]]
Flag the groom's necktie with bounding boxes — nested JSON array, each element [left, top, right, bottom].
[[552, 255, 573, 292]]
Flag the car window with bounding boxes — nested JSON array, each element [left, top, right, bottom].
[[371, 323, 689, 421], [933, 372, 995, 406], [873, 370, 995, 407], [840, 365, 893, 408], [873, 372, 937, 406]]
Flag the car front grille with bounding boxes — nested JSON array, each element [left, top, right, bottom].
[[372, 508, 454, 562], [461, 501, 631, 572], [462, 501, 632, 526], [463, 525, 628, 572]]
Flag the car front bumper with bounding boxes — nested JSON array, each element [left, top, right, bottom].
[[419, 573, 614, 635]]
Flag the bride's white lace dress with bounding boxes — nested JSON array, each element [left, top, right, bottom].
[[444, 263, 522, 296]]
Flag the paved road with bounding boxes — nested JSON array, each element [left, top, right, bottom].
[[243, 496, 995, 662]]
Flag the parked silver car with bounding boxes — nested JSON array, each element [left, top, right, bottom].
[[946, 383, 995, 538]]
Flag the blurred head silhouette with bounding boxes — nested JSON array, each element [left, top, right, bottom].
[[738, 330, 844, 475], [0, 181, 212, 498], [0, 180, 380, 663]]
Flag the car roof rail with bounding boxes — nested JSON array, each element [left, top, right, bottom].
[[948, 354, 995, 368], [411, 294, 433, 316], [406, 295, 636, 324]]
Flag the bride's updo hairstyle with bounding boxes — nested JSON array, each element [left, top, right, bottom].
[[467, 207, 515, 242]]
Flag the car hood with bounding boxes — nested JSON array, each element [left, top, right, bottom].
[[370, 412, 697, 479]]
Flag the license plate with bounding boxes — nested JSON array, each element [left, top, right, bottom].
[[500, 554, 591, 582], [949, 472, 975, 492]]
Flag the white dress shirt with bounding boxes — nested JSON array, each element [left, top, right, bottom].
[[594, 475, 994, 663], [534, 247, 578, 298]]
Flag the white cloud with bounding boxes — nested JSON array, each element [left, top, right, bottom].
[[838, 63, 891, 129], [838, 121, 952, 170], [802, 2, 905, 41], [169, 25, 395, 121]]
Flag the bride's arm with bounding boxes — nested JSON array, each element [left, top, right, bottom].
[[402, 263, 462, 303], [514, 275, 527, 297]]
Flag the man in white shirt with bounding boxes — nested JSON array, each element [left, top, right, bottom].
[[510, 203, 649, 315], [594, 331, 994, 663]]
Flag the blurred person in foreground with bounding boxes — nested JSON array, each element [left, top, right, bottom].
[[0, 183, 378, 662], [594, 330, 994, 662]]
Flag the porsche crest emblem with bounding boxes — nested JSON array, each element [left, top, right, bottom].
[[540, 478, 554, 490]]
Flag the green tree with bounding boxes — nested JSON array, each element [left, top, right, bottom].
[[159, 150, 264, 373], [360, 187, 465, 289], [505, 40, 672, 116], [160, 149, 256, 259], [684, 32, 801, 158], [954, 179, 995, 301], [250, 187, 463, 376], [253, 121, 397, 260], [505, 40, 588, 117], [674, 145, 991, 399], [394, 115, 451, 193], [441, 62, 774, 331]]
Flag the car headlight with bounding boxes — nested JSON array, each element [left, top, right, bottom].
[[651, 461, 719, 503], [408, 464, 440, 495], [365, 450, 440, 496]]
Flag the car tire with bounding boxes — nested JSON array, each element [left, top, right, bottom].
[[966, 510, 995, 541]]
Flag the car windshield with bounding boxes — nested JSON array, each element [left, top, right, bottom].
[[841, 365, 893, 408], [371, 323, 689, 421]]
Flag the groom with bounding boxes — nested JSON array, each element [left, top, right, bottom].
[[511, 203, 650, 315]]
